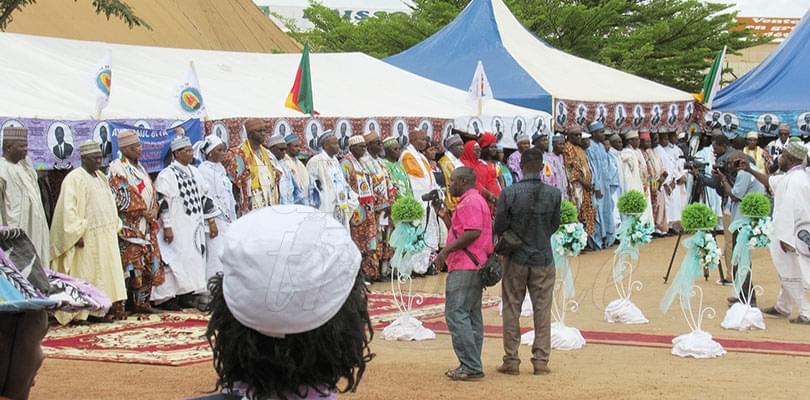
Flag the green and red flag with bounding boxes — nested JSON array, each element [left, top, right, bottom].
[[285, 43, 318, 115], [693, 46, 726, 109]]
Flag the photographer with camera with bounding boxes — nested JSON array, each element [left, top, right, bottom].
[[712, 151, 766, 306], [690, 134, 735, 281]]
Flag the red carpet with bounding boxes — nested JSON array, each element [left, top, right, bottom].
[[410, 315, 810, 357], [44, 293, 810, 366]]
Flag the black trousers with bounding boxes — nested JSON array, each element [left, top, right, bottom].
[[732, 231, 756, 305]]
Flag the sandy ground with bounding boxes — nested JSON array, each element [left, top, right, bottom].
[[30, 236, 810, 399]]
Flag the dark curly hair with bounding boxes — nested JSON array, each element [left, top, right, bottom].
[[205, 273, 374, 400]]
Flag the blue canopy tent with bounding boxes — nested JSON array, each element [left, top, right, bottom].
[[386, 0, 692, 132], [712, 10, 810, 137], [386, 0, 550, 111]]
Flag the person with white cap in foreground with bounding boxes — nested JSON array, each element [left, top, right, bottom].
[[741, 141, 810, 324], [198, 205, 373, 400], [194, 135, 236, 285], [153, 136, 218, 310], [50, 140, 127, 323], [307, 130, 356, 229]]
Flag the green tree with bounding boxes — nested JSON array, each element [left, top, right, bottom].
[[295, 0, 766, 92], [0, 0, 149, 31]]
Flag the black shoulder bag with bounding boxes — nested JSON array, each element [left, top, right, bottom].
[[451, 226, 502, 287]]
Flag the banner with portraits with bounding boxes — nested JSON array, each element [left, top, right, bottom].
[[110, 119, 202, 173], [704, 110, 810, 138], [0, 117, 197, 170], [452, 114, 552, 149], [553, 99, 697, 132], [204, 116, 452, 153]]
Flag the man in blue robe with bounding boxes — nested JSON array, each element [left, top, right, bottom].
[[585, 121, 619, 249]]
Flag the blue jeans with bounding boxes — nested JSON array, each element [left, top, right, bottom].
[[445, 269, 484, 374]]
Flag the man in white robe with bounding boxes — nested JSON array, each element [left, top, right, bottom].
[[307, 131, 356, 229], [400, 129, 442, 274], [660, 131, 687, 230], [283, 134, 311, 205], [50, 141, 127, 323], [742, 142, 810, 323], [0, 127, 50, 267], [619, 131, 653, 223], [607, 134, 623, 227], [195, 135, 236, 284], [154, 137, 218, 309]]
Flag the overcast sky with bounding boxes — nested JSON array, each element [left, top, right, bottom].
[[724, 0, 810, 17]]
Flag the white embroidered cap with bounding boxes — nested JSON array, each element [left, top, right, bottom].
[[220, 205, 361, 338]]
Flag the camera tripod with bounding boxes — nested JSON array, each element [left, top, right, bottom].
[[662, 173, 727, 284]]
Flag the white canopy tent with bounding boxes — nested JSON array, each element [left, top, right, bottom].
[[0, 32, 542, 122]]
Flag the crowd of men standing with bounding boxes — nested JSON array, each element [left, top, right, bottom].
[[2, 118, 810, 324]]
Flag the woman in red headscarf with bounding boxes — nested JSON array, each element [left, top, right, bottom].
[[460, 139, 500, 212]]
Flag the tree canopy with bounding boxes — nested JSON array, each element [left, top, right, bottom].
[[0, 0, 149, 31], [288, 0, 767, 92]]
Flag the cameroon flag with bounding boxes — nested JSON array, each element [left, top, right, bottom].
[[285, 43, 318, 115]]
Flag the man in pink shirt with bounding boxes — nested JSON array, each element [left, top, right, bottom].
[[436, 167, 493, 382]]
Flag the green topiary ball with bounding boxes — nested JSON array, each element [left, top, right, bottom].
[[391, 196, 424, 223], [739, 193, 771, 218], [681, 203, 718, 232], [560, 200, 578, 225], [617, 190, 647, 215]]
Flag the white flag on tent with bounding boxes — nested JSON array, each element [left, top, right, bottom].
[[175, 62, 207, 118], [467, 60, 493, 115], [92, 51, 112, 119]]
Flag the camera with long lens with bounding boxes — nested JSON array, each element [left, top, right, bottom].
[[681, 155, 708, 170], [421, 189, 441, 202]]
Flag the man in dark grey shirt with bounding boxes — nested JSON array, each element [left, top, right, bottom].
[[493, 148, 561, 376]]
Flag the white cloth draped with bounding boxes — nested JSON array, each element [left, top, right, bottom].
[[307, 151, 356, 229], [198, 161, 235, 282], [619, 147, 653, 223], [656, 144, 687, 224]]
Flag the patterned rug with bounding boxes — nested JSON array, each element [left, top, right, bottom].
[[40, 291, 455, 366], [42, 312, 211, 366], [413, 314, 810, 357]]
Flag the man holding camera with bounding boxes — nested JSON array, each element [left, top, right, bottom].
[[713, 151, 766, 306], [493, 148, 561, 376]]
